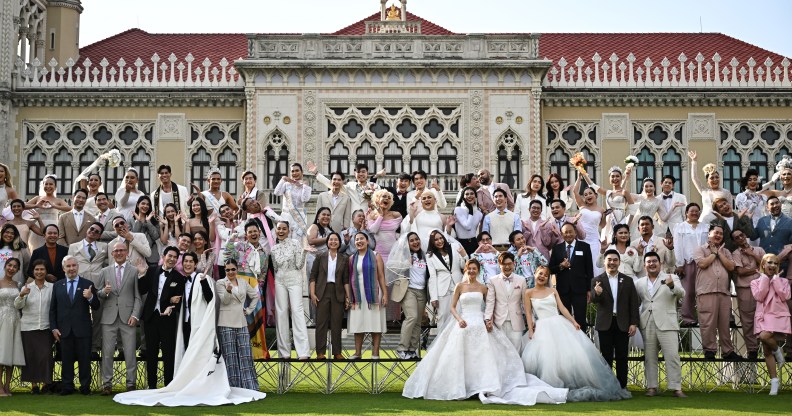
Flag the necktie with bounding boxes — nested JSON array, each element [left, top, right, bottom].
[[68, 279, 76, 302], [116, 265, 123, 287], [88, 244, 96, 261], [566, 244, 573, 263], [99, 212, 106, 224], [75, 211, 83, 230]]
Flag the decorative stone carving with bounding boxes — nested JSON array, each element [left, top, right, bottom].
[[687, 113, 716, 141], [600, 113, 630, 141], [156, 113, 187, 141]]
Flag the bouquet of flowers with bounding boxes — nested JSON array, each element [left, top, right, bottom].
[[103, 149, 123, 168], [624, 155, 639, 169], [361, 183, 376, 202], [570, 152, 587, 174]]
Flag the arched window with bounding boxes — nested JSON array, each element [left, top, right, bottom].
[[661, 148, 683, 193], [581, 147, 597, 184], [266, 145, 289, 189], [549, 148, 570, 185], [748, 149, 768, 188], [131, 148, 150, 194], [497, 144, 521, 189], [635, 147, 655, 189], [78, 149, 99, 180], [219, 148, 238, 194], [191, 148, 211, 191], [722, 147, 742, 195], [356, 140, 376, 173], [383, 141, 403, 174], [437, 140, 458, 175], [328, 141, 349, 176], [103, 163, 125, 196], [26, 148, 46, 196], [53, 148, 73, 196], [410, 141, 431, 174]]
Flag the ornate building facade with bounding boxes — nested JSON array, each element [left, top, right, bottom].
[[3, 0, 791, 206]]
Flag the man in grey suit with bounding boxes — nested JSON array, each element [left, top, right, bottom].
[[57, 188, 97, 246], [635, 252, 686, 398], [95, 192, 121, 243], [97, 242, 144, 395], [68, 222, 109, 355], [316, 171, 352, 232]]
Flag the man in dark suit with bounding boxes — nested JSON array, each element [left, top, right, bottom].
[[49, 256, 100, 395], [138, 246, 185, 389], [549, 222, 593, 331], [28, 224, 69, 282], [756, 196, 792, 256], [591, 249, 640, 389], [376, 172, 412, 219], [710, 197, 755, 251]]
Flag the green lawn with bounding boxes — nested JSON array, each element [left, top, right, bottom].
[[1, 390, 789, 416]]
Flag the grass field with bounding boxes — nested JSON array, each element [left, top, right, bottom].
[[1, 390, 789, 416]]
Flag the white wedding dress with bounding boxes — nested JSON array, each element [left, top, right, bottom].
[[403, 291, 568, 405], [521, 294, 631, 402], [114, 275, 266, 406]]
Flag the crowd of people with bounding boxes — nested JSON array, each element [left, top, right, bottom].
[[0, 147, 790, 405]]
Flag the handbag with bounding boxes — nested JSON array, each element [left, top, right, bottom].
[[390, 278, 409, 303]]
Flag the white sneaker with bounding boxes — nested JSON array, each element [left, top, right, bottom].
[[770, 378, 779, 396], [396, 351, 408, 360], [774, 348, 786, 367]]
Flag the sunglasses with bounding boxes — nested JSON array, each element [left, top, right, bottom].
[[113, 222, 126, 228], [225, 268, 237, 272]]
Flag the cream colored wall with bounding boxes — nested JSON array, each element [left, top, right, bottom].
[[44, 6, 80, 66]]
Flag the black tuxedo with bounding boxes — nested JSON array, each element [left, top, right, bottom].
[[181, 273, 213, 349], [49, 276, 100, 393], [28, 243, 69, 281], [591, 272, 640, 388], [384, 186, 409, 219], [138, 265, 185, 388], [548, 239, 593, 331]]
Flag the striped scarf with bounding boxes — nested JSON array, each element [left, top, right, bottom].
[[349, 249, 378, 309]]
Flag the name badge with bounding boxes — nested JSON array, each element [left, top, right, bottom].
[[575, 251, 584, 256]]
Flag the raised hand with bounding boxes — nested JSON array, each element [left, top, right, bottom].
[[20, 284, 31, 297], [82, 285, 94, 299], [306, 160, 318, 175], [135, 258, 148, 276], [103, 281, 112, 295], [687, 150, 697, 161], [431, 179, 441, 191], [594, 280, 603, 295]]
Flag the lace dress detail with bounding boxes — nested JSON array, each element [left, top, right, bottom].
[[270, 239, 306, 287], [0, 287, 25, 366]]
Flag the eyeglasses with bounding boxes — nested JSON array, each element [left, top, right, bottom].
[[113, 222, 126, 228], [225, 268, 237, 272]]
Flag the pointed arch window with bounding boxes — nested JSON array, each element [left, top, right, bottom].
[[78, 149, 99, 178], [328, 141, 349, 175], [410, 141, 431, 174], [748, 149, 768, 189], [26, 148, 46, 196], [661, 148, 683, 193], [722, 147, 742, 195], [549, 148, 570, 186], [497, 144, 521, 189], [219, 148, 238, 194], [54, 148, 73, 196], [635, 147, 655, 189], [191, 148, 211, 191], [383, 141, 403, 174], [581, 147, 597, 184], [356, 140, 377, 173], [437, 141, 458, 175], [131, 148, 150, 194], [266, 145, 289, 189]]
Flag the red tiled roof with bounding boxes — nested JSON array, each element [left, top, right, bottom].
[[78, 28, 248, 67], [539, 33, 788, 67], [331, 10, 456, 36]]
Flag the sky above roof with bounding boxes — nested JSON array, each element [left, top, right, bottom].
[[79, 0, 791, 58]]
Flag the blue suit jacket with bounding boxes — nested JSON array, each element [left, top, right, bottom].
[[755, 214, 792, 256], [49, 276, 100, 338]]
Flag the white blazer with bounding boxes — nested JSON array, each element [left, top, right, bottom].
[[427, 251, 468, 302]]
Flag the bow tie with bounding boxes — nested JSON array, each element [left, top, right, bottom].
[[662, 194, 673, 200], [186, 275, 193, 283], [503, 276, 512, 283]]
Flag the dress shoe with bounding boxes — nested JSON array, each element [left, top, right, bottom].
[[333, 354, 344, 360], [722, 351, 745, 361], [644, 388, 657, 397], [747, 351, 759, 361], [673, 390, 687, 398], [91, 352, 101, 361], [31, 386, 40, 395], [80, 389, 92, 396], [60, 389, 74, 396], [316, 354, 326, 360], [101, 387, 113, 396], [704, 351, 716, 361]]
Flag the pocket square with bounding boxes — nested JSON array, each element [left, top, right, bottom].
[[169, 282, 177, 287]]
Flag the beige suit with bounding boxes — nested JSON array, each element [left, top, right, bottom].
[[632, 238, 676, 277], [317, 190, 352, 232], [57, 210, 96, 246], [635, 273, 685, 391], [95, 208, 122, 242], [97, 262, 142, 388], [109, 232, 152, 267], [485, 273, 527, 351]]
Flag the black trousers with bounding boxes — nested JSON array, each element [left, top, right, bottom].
[[315, 283, 345, 356], [143, 313, 178, 389], [598, 319, 629, 388], [559, 292, 588, 333], [60, 334, 92, 393]]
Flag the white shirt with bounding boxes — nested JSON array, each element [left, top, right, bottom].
[[73, 209, 85, 229], [725, 215, 735, 230], [327, 253, 337, 284], [673, 222, 708, 266], [647, 274, 662, 298], [408, 254, 427, 289], [184, 272, 195, 322], [156, 269, 170, 312], [608, 274, 619, 314]]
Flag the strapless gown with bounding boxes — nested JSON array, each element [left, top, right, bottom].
[[403, 291, 568, 405]]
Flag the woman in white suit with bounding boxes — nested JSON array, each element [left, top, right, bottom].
[[426, 230, 468, 329]]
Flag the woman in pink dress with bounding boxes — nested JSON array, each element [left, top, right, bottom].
[[751, 253, 791, 396], [367, 189, 402, 322]]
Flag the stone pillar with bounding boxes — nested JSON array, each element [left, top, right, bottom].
[[401, 0, 407, 21], [380, 0, 387, 21]]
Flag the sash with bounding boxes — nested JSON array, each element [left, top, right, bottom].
[[201, 190, 223, 213], [237, 270, 270, 360]]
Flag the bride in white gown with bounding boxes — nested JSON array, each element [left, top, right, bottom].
[[403, 259, 568, 405], [522, 266, 630, 402], [114, 269, 266, 406]]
